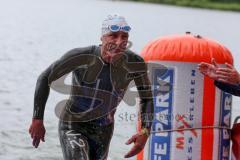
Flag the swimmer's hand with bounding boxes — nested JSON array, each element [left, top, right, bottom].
[[29, 119, 46, 148], [124, 131, 149, 158]]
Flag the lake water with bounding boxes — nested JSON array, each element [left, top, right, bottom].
[[0, 0, 240, 159]]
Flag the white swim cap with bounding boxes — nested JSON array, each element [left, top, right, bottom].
[[102, 14, 131, 36]]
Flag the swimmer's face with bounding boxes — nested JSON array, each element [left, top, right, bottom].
[[101, 31, 129, 63]]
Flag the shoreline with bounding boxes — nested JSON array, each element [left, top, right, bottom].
[[122, 0, 240, 12]]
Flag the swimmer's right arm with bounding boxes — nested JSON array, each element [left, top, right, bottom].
[[29, 60, 58, 148], [29, 46, 94, 148]]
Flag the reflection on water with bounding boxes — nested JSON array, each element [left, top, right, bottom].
[[0, 0, 240, 159]]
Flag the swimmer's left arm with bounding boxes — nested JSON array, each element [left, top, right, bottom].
[[124, 60, 153, 158], [124, 130, 149, 158], [133, 55, 154, 130]]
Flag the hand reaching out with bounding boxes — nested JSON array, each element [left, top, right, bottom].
[[198, 58, 219, 80], [198, 58, 240, 85], [216, 63, 240, 85]]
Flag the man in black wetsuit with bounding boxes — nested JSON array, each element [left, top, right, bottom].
[[198, 58, 240, 159], [29, 14, 153, 160]]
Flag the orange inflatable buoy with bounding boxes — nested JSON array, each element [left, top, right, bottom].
[[137, 33, 233, 160]]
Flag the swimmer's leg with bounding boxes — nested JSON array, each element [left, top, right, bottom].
[[58, 121, 90, 160], [88, 123, 114, 160]]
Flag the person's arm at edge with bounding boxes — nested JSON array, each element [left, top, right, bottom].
[[214, 80, 240, 97]]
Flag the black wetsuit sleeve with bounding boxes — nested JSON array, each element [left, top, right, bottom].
[[134, 74, 154, 129], [214, 80, 240, 97], [33, 47, 93, 120], [133, 58, 154, 130]]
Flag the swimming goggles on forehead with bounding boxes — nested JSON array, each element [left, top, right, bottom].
[[108, 25, 131, 33]]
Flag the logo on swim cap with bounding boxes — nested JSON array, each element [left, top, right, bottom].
[[102, 14, 131, 36]]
